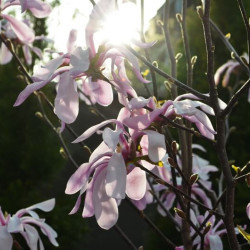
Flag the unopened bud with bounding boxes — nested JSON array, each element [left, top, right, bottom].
[[176, 13, 183, 23], [175, 53, 183, 62], [138, 246, 144, 250], [168, 157, 176, 168], [59, 147, 67, 159], [241, 56, 249, 66], [225, 33, 231, 39], [174, 207, 186, 219], [152, 61, 158, 68], [196, 6, 204, 19], [231, 165, 241, 175], [35, 111, 43, 120], [157, 19, 164, 27], [83, 145, 92, 155], [191, 56, 198, 66], [203, 222, 212, 235], [171, 141, 178, 154], [231, 52, 235, 59], [189, 173, 199, 185]]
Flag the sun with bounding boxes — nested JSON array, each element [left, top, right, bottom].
[[97, 2, 140, 46]]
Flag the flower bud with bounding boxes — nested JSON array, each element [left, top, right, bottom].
[[168, 157, 176, 168], [171, 141, 178, 154], [59, 147, 67, 159], [189, 173, 199, 185], [191, 56, 197, 66], [35, 111, 43, 120], [176, 13, 183, 23], [196, 6, 204, 19], [203, 222, 212, 235], [175, 53, 183, 62], [174, 207, 186, 219]]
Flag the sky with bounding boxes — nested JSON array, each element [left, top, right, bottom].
[[46, 0, 165, 52]]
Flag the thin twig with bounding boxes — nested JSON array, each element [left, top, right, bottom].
[[221, 78, 250, 117], [125, 45, 209, 101], [126, 198, 176, 249], [114, 225, 138, 250]]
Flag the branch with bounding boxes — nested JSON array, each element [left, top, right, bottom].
[[221, 78, 250, 117], [136, 163, 223, 218], [125, 45, 209, 101], [210, 20, 250, 75], [236, 0, 250, 70]]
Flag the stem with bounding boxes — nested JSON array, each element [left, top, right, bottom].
[[140, 0, 157, 98], [126, 198, 176, 249], [136, 163, 223, 218], [162, 0, 177, 98], [202, 1, 240, 249], [236, 0, 250, 70], [114, 225, 138, 250], [221, 78, 250, 117], [125, 45, 209, 101], [210, 20, 250, 75]]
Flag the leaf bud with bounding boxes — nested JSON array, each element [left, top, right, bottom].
[[168, 157, 176, 168], [174, 207, 186, 219], [157, 19, 164, 27], [189, 173, 199, 185], [176, 13, 183, 23], [152, 61, 158, 68], [59, 147, 67, 159], [203, 222, 212, 235], [175, 53, 183, 62], [191, 56, 198, 66], [171, 141, 178, 154], [196, 6, 204, 19], [35, 111, 43, 120]]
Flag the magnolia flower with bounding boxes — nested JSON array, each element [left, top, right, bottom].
[[1, 0, 51, 43], [176, 212, 226, 250], [214, 53, 250, 102], [123, 94, 223, 140], [66, 108, 167, 229], [0, 198, 58, 250]]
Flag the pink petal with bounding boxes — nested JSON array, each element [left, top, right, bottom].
[[93, 168, 118, 229], [65, 163, 91, 195], [209, 235, 223, 250], [20, 0, 52, 18], [0, 43, 13, 64], [105, 153, 126, 199], [0, 225, 13, 250], [82, 180, 95, 218], [2, 14, 35, 43], [126, 167, 146, 200], [144, 130, 166, 163], [72, 119, 118, 143], [54, 72, 79, 124]]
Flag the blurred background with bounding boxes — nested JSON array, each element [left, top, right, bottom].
[[0, 0, 249, 249]]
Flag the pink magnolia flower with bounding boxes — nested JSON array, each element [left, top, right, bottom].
[[65, 108, 166, 229], [176, 212, 226, 250], [0, 21, 44, 65], [0, 198, 58, 250], [123, 93, 224, 140], [214, 53, 250, 102]]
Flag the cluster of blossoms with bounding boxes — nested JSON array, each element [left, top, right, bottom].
[[0, 0, 249, 249], [0, 198, 58, 249], [0, 0, 52, 64]]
